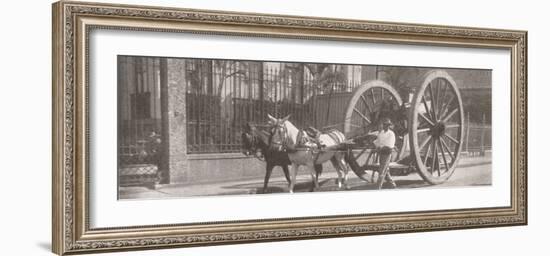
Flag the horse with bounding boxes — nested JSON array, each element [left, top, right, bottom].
[[266, 114, 350, 193], [241, 123, 322, 193]]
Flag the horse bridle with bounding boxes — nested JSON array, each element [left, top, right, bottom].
[[269, 122, 291, 152], [244, 130, 266, 161]]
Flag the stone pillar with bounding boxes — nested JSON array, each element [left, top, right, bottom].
[[160, 58, 188, 184]]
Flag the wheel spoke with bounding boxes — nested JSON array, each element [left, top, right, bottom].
[[365, 151, 374, 165], [441, 108, 459, 123], [417, 127, 430, 133], [420, 113, 435, 127], [422, 96, 434, 121], [430, 140, 437, 174], [445, 124, 460, 129], [436, 152, 441, 176], [434, 79, 441, 117], [355, 148, 368, 159], [419, 136, 432, 151], [428, 83, 438, 120], [443, 133, 459, 145], [353, 108, 371, 123], [381, 89, 385, 101], [423, 141, 432, 166], [360, 94, 372, 114], [437, 155, 441, 176], [438, 139, 449, 172], [370, 88, 376, 105], [438, 81, 448, 118], [440, 138, 456, 162], [439, 93, 455, 119]]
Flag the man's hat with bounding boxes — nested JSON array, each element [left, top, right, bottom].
[[382, 118, 393, 125]]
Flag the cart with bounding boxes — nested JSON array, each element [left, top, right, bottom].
[[317, 70, 464, 185]]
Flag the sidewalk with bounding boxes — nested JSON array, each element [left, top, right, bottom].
[[119, 154, 493, 200]]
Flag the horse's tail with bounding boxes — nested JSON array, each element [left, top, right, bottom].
[[344, 150, 370, 182]]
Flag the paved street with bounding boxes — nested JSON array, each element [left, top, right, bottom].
[[119, 154, 492, 200]]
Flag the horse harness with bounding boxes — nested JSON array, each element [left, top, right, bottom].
[[248, 130, 266, 161], [273, 123, 337, 164]]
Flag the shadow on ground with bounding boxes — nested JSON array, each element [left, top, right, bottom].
[[219, 176, 432, 194], [221, 178, 350, 194]]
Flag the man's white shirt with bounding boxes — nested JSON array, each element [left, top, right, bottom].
[[374, 129, 396, 148]]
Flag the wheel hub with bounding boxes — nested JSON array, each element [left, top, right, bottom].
[[430, 122, 446, 138]]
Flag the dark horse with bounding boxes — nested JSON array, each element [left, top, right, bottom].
[[241, 123, 322, 193]]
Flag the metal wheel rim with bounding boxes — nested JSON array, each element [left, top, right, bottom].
[[409, 70, 464, 184], [344, 80, 405, 165]]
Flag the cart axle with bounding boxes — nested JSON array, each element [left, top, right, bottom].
[[430, 122, 446, 138]]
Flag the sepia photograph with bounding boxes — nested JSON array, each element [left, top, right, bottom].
[[117, 56, 492, 200], [48, 1, 530, 255]]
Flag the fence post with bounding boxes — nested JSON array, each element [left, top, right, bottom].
[[313, 74, 318, 128], [259, 62, 264, 122], [159, 58, 170, 184], [465, 112, 470, 155], [480, 113, 486, 156]]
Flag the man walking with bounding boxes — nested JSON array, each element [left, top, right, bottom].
[[374, 118, 397, 189]]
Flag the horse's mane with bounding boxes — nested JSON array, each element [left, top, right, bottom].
[[283, 120, 299, 144]]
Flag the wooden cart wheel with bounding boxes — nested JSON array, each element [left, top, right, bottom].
[[344, 80, 405, 172], [409, 70, 464, 184]]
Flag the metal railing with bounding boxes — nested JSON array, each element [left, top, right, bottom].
[[184, 60, 359, 154], [464, 113, 491, 156]]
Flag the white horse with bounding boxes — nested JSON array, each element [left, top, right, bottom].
[[267, 114, 350, 193]]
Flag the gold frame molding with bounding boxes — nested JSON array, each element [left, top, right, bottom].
[[52, 1, 527, 255]]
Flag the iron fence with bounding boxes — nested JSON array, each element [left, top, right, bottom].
[[464, 123, 492, 155], [118, 57, 492, 158], [184, 60, 359, 154], [118, 56, 164, 185]]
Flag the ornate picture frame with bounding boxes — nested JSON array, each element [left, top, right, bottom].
[[52, 1, 527, 255]]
